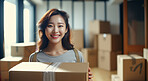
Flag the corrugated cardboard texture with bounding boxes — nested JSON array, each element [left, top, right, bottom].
[[9, 62, 88, 81], [71, 30, 84, 50], [11, 42, 36, 57], [81, 48, 98, 67], [99, 50, 121, 71], [98, 34, 122, 51], [89, 20, 110, 47], [117, 55, 146, 81]]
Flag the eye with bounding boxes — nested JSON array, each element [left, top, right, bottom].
[[47, 24, 53, 27], [59, 25, 63, 27]]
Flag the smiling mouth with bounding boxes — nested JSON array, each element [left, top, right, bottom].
[[51, 34, 60, 39]]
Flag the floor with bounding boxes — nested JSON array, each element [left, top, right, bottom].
[[91, 67, 117, 81]]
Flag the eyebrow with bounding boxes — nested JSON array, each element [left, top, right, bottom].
[[48, 22, 64, 24]]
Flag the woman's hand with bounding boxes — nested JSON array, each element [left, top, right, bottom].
[[88, 67, 93, 81]]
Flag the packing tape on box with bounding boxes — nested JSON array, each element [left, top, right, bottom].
[[43, 62, 61, 81]]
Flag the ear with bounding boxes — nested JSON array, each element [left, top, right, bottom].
[[65, 28, 68, 33]]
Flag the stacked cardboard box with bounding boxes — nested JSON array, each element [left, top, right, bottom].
[[89, 20, 110, 47], [81, 48, 98, 67], [71, 30, 84, 50], [0, 42, 36, 81], [0, 57, 23, 81], [143, 48, 148, 81], [99, 51, 121, 71], [98, 34, 122, 71], [81, 35, 98, 67], [11, 42, 36, 58], [111, 55, 146, 81], [9, 62, 88, 81]]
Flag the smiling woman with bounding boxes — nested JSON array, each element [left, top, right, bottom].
[[29, 9, 93, 81]]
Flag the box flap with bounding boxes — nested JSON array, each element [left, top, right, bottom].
[[56, 63, 88, 72], [0, 57, 23, 61], [9, 62, 50, 72]]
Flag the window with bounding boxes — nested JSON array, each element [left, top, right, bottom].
[[23, 0, 34, 43], [4, 0, 16, 57]]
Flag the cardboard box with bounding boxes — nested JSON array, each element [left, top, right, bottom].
[[11, 42, 36, 57], [0, 57, 22, 71], [111, 74, 121, 81], [98, 34, 122, 51], [99, 50, 121, 71], [1, 71, 9, 81], [81, 48, 98, 67], [20, 57, 29, 62], [0, 57, 22, 81], [143, 48, 148, 81], [71, 30, 84, 50], [9, 62, 88, 81], [93, 35, 98, 49], [117, 55, 146, 81], [89, 20, 110, 47]]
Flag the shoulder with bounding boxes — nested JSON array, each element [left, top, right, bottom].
[[71, 49, 84, 62]]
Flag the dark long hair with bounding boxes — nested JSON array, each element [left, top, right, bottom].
[[37, 9, 74, 50]]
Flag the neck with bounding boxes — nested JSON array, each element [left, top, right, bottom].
[[44, 42, 65, 52]]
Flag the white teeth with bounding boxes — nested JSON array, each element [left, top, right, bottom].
[[52, 36, 58, 37]]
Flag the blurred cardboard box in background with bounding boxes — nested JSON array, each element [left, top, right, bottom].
[[98, 34, 122, 51], [81, 48, 98, 67], [71, 30, 84, 50], [89, 20, 110, 47], [99, 50, 121, 71], [143, 48, 148, 81], [11, 42, 36, 58], [117, 55, 146, 81], [0, 57, 22, 81]]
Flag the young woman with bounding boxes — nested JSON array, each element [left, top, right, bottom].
[[29, 9, 93, 81]]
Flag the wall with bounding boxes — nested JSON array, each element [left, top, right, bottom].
[[35, 1, 120, 47]]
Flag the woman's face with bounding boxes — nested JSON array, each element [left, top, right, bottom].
[[45, 15, 67, 44]]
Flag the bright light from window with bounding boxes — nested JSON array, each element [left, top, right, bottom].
[[4, 1, 16, 57], [24, 8, 30, 43]]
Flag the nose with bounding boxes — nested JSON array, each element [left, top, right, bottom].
[[53, 26, 59, 33]]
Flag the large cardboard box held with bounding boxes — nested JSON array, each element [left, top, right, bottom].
[[89, 20, 110, 47], [81, 48, 98, 67], [11, 42, 36, 57], [111, 74, 121, 81], [0, 57, 22, 81], [9, 62, 88, 81], [71, 30, 84, 50], [98, 50, 121, 71], [143, 48, 148, 81], [99, 34, 122, 51], [117, 55, 146, 81]]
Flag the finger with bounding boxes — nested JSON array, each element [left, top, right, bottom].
[[89, 72, 93, 74], [89, 75, 93, 79], [89, 79, 93, 81], [88, 67, 91, 72]]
